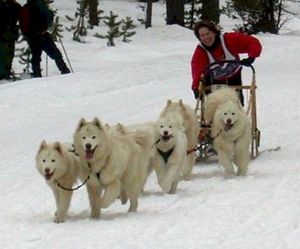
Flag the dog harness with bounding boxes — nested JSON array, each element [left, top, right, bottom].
[[157, 146, 175, 164], [198, 35, 241, 81]]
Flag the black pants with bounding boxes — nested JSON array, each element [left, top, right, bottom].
[[0, 40, 15, 79], [204, 70, 244, 106], [27, 32, 70, 77]]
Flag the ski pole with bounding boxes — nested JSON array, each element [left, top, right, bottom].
[[58, 36, 73, 73], [45, 54, 48, 77]]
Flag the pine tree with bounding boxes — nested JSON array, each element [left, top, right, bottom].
[[120, 17, 137, 43], [95, 11, 122, 46], [222, 0, 286, 34], [65, 0, 89, 42], [184, 0, 202, 29], [19, 46, 31, 74], [86, 0, 104, 27]]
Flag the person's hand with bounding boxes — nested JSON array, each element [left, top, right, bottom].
[[241, 57, 255, 67], [193, 89, 199, 99]]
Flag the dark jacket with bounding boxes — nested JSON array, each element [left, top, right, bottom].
[[27, 0, 53, 35], [0, 0, 21, 42]]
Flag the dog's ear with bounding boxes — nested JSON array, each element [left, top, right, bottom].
[[53, 141, 63, 155], [116, 123, 126, 134], [166, 99, 172, 107], [179, 99, 187, 112], [38, 140, 47, 154], [105, 123, 111, 129], [76, 118, 87, 131], [92, 117, 103, 130]]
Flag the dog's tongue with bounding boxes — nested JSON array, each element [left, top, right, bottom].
[[45, 173, 53, 180], [224, 123, 233, 131], [162, 135, 171, 141], [85, 150, 94, 160]]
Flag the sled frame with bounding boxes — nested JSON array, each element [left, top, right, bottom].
[[194, 61, 260, 161]]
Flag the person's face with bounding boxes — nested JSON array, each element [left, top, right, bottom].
[[198, 27, 216, 47]]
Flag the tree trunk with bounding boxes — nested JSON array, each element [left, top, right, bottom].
[[189, 0, 195, 29], [145, 0, 152, 28], [88, 0, 99, 26], [201, 0, 220, 23], [166, 0, 184, 26], [263, 0, 277, 33]]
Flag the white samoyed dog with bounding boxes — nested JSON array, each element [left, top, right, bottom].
[[159, 99, 200, 179], [205, 88, 251, 176], [36, 140, 84, 223], [151, 114, 188, 194], [73, 117, 153, 213]]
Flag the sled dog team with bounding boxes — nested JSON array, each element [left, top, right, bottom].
[[36, 88, 251, 223]]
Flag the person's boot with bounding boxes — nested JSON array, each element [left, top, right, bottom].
[[32, 63, 42, 78], [61, 67, 71, 74], [55, 57, 70, 75]]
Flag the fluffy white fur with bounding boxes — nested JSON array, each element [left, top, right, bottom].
[[151, 114, 188, 194], [205, 88, 251, 176], [36, 141, 82, 223], [73, 117, 153, 213], [159, 99, 200, 179]]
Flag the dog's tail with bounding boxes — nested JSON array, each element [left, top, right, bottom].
[[131, 127, 156, 150], [204, 88, 240, 123]]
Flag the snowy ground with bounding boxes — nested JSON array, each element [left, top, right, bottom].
[[1, 1, 300, 248]]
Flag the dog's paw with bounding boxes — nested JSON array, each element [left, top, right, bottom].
[[160, 181, 171, 194], [120, 191, 128, 205], [181, 174, 191, 181], [54, 216, 65, 223], [90, 212, 100, 219]]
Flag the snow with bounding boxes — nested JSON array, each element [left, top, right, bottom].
[[1, 1, 300, 248]]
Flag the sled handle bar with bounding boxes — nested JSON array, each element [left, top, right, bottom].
[[204, 60, 255, 75]]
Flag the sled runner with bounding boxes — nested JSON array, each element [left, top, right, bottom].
[[194, 60, 260, 161]]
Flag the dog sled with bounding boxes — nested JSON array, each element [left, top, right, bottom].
[[194, 60, 260, 161]]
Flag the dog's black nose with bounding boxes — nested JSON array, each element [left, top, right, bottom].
[[45, 168, 50, 173], [85, 143, 91, 150], [163, 130, 168, 136], [227, 118, 232, 124]]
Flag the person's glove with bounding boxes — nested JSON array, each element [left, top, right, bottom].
[[241, 57, 255, 67], [193, 89, 199, 99]]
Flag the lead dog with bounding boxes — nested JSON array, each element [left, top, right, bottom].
[[36, 141, 82, 223], [73, 117, 153, 213], [205, 88, 251, 176]]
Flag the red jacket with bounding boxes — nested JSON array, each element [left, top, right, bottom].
[[191, 32, 262, 91]]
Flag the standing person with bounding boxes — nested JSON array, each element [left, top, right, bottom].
[[191, 20, 262, 105], [22, 0, 70, 77], [0, 0, 21, 80]]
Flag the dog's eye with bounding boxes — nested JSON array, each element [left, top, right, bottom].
[[82, 136, 86, 140], [160, 125, 164, 128], [51, 159, 55, 163], [224, 112, 227, 115], [42, 159, 46, 163], [92, 136, 96, 139], [232, 112, 235, 115], [169, 125, 172, 128]]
